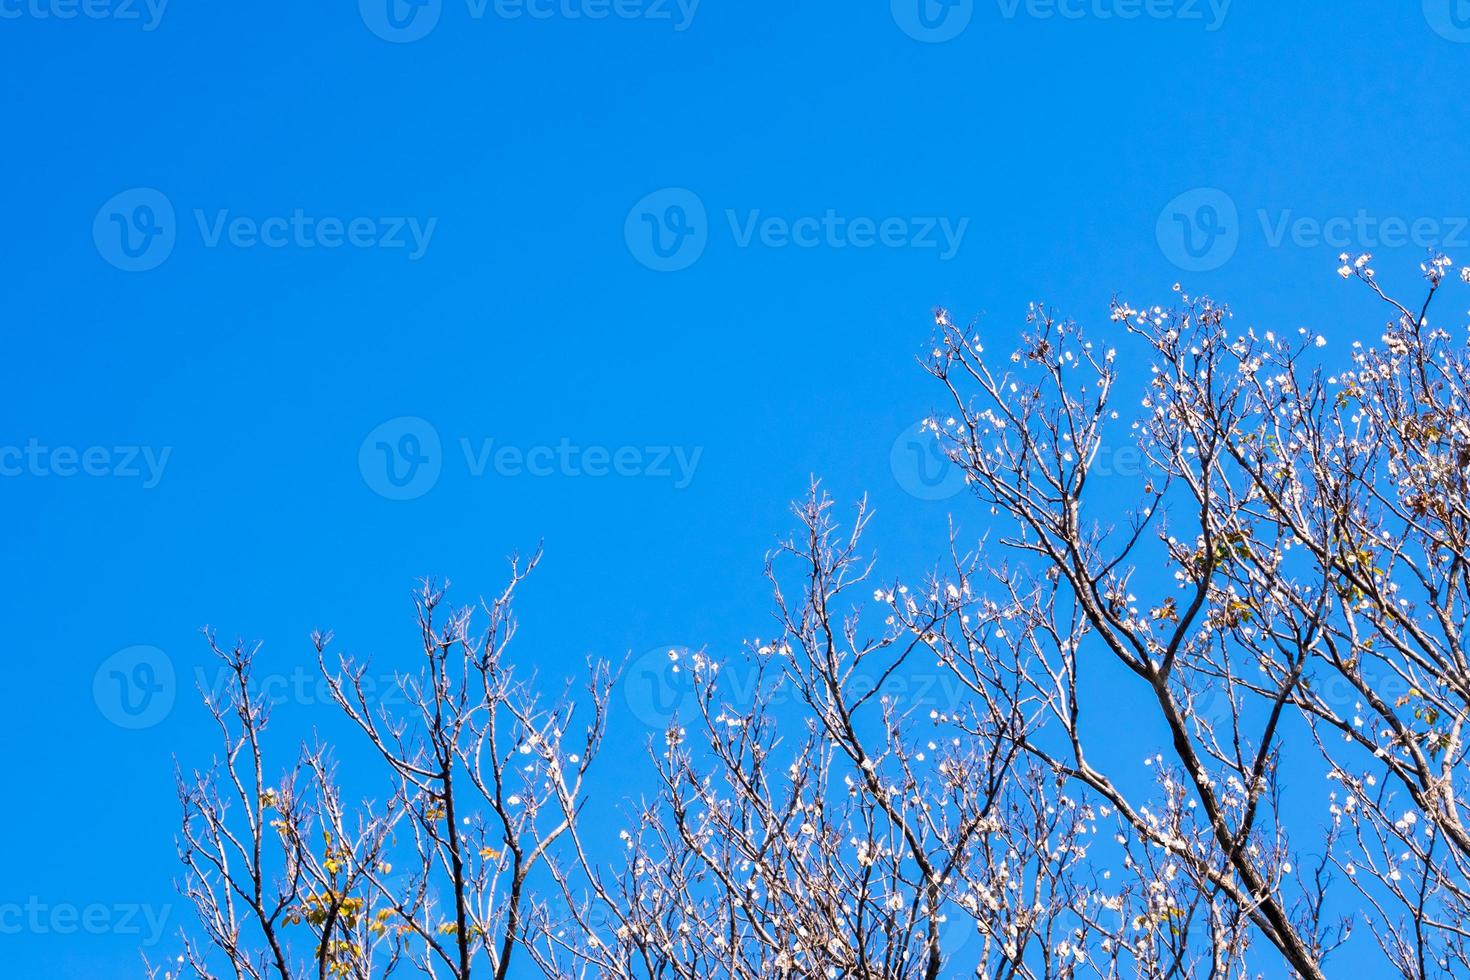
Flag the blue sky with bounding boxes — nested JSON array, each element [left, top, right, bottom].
[[3, 1, 1470, 975]]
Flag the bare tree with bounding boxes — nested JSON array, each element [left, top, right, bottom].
[[160, 554, 614, 980], [164, 257, 1470, 979], [532, 255, 1470, 979]]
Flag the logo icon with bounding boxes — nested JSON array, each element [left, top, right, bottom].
[[94, 645, 176, 729], [360, 0, 442, 42], [379, 870, 443, 918], [93, 189, 176, 273], [1186, 678, 1236, 734], [359, 417, 443, 500], [542, 892, 613, 934], [625, 188, 708, 272], [1156, 188, 1239, 272], [890, 422, 966, 501], [892, 0, 974, 43], [622, 645, 700, 730], [1425, 0, 1470, 41]]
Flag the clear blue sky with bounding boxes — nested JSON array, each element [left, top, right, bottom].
[[3, 2, 1469, 975]]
